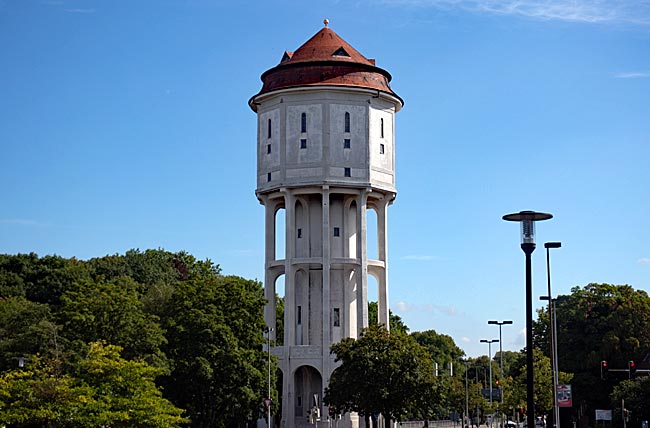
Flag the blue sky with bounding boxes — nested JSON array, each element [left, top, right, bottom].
[[1, 0, 649, 357]]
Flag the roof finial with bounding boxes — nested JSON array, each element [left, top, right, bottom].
[[324, 18, 329, 27]]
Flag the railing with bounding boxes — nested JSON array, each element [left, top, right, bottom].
[[399, 420, 458, 428]]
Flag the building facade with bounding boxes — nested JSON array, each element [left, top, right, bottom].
[[249, 22, 403, 428]]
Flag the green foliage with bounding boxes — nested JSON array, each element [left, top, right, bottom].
[[411, 329, 465, 368], [0, 297, 58, 371], [0, 253, 92, 305], [325, 324, 438, 426], [59, 276, 167, 367], [0, 250, 260, 427], [87, 249, 221, 288], [160, 275, 269, 428], [368, 301, 409, 333], [275, 294, 284, 346], [541, 283, 650, 417], [610, 378, 650, 425], [0, 343, 187, 428]]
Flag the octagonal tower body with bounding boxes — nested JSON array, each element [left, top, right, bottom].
[[250, 25, 402, 428]]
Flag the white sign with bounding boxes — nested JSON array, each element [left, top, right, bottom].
[[595, 410, 612, 421]]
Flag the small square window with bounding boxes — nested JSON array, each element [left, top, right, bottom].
[[333, 227, 340, 237], [267, 144, 271, 154], [344, 139, 351, 149], [297, 228, 302, 238], [380, 144, 385, 154], [344, 167, 351, 177], [300, 139, 307, 149], [267, 172, 272, 182]]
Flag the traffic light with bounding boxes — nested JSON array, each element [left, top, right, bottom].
[[601, 360, 608, 379], [629, 361, 636, 378]]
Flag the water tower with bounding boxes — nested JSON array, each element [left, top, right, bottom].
[[249, 21, 403, 427]]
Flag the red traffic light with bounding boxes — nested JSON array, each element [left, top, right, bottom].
[[601, 361, 607, 367], [629, 361, 635, 368]]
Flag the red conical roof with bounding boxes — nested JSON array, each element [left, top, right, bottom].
[[250, 25, 402, 110]]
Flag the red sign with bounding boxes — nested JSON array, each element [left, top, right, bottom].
[[557, 384, 572, 407]]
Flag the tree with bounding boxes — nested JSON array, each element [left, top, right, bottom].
[[0, 297, 59, 372], [78, 342, 187, 427], [368, 301, 409, 333], [510, 349, 572, 417], [610, 378, 650, 426], [160, 275, 269, 428], [0, 342, 187, 428], [58, 276, 167, 367], [0, 253, 92, 306], [541, 283, 650, 424], [325, 324, 438, 427], [411, 329, 465, 369]]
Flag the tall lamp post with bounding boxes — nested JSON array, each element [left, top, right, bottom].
[[480, 339, 499, 403], [464, 361, 470, 427], [487, 320, 513, 380], [503, 210, 553, 428], [543, 242, 561, 428], [264, 326, 274, 428]]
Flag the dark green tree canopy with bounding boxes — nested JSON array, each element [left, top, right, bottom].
[[325, 324, 438, 426]]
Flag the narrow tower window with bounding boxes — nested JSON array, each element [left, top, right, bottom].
[[267, 172, 272, 182], [267, 118, 272, 139], [344, 112, 350, 133], [344, 167, 351, 177], [333, 227, 340, 237], [380, 143, 385, 154], [297, 306, 302, 324], [333, 308, 340, 327], [297, 228, 302, 238], [301, 112, 307, 133], [344, 138, 350, 149], [380, 118, 384, 138], [267, 144, 271, 154], [300, 139, 307, 149]]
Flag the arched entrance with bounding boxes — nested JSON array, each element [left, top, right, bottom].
[[293, 365, 323, 425]]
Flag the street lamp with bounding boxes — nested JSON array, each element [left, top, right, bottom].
[[487, 320, 513, 380], [264, 326, 274, 428], [480, 339, 499, 403], [503, 210, 553, 428], [464, 361, 470, 427], [544, 241, 561, 428]]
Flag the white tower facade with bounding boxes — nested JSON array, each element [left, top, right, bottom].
[[249, 24, 402, 428]]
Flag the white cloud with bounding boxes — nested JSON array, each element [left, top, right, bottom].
[[400, 255, 442, 261], [461, 336, 471, 343], [638, 258, 650, 264], [392, 301, 458, 316], [0, 218, 44, 226], [64, 8, 95, 13], [378, 0, 650, 25], [615, 72, 650, 78], [394, 300, 416, 312]]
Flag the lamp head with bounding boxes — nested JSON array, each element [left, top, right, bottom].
[[502, 210, 553, 244], [545, 241, 562, 249]]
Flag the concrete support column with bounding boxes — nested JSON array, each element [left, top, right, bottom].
[[376, 197, 390, 330], [281, 189, 294, 428], [263, 196, 278, 340], [356, 190, 370, 334], [321, 186, 331, 417]]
